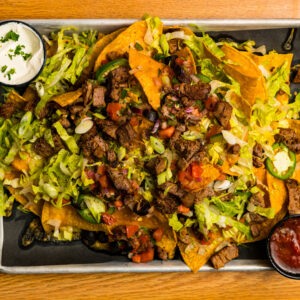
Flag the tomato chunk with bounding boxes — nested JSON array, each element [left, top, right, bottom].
[[205, 96, 219, 111], [101, 212, 116, 225], [107, 103, 122, 121], [159, 126, 175, 139], [178, 204, 190, 214], [126, 225, 139, 238], [140, 247, 154, 263], [153, 228, 163, 242]]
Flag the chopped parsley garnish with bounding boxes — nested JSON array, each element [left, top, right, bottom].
[[22, 53, 32, 61], [120, 89, 128, 99], [134, 42, 144, 51], [0, 30, 19, 43], [1, 65, 7, 73], [6, 68, 16, 80], [7, 44, 32, 61]]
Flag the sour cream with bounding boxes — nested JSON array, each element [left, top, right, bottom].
[[0, 22, 45, 85]]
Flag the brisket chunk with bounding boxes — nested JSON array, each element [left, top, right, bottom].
[[95, 119, 118, 139], [214, 101, 232, 129], [107, 167, 132, 192], [155, 192, 178, 214], [32, 138, 54, 158], [59, 117, 71, 128], [159, 182, 185, 198], [285, 179, 300, 215], [181, 193, 195, 208], [252, 143, 264, 168], [0, 103, 17, 118], [275, 128, 300, 153], [173, 82, 211, 100], [170, 56, 192, 84], [108, 66, 130, 101], [226, 143, 241, 155], [116, 122, 137, 149], [82, 80, 93, 105], [210, 244, 239, 269], [93, 86, 107, 107], [194, 188, 216, 204], [145, 157, 167, 175], [250, 192, 265, 208], [52, 133, 64, 153]]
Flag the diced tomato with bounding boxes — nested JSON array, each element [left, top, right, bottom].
[[99, 175, 109, 188], [139, 234, 150, 246], [107, 103, 122, 121], [199, 232, 218, 245], [178, 204, 190, 214], [205, 96, 219, 111], [140, 247, 154, 263], [206, 124, 222, 141], [158, 126, 175, 139], [191, 162, 202, 179], [114, 200, 123, 207], [153, 228, 163, 242], [97, 165, 107, 176], [132, 254, 142, 263], [101, 59, 109, 65], [130, 116, 139, 127], [178, 170, 192, 183], [101, 212, 116, 225], [176, 57, 184, 66], [126, 225, 139, 239]]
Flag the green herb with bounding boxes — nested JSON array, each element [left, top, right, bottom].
[[134, 42, 144, 51], [22, 53, 32, 61], [120, 89, 128, 99], [1, 65, 7, 73], [0, 30, 19, 43], [8, 44, 32, 61], [6, 68, 15, 80], [14, 44, 25, 55]]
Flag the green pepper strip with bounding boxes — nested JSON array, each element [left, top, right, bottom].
[[266, 143, 296, 180], [76, 194, 99, 224], [96, 58, 129, 84]]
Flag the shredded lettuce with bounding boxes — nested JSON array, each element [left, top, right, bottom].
[[247, 202, 275, 219], [168, 213, 184, 232], [144, 15, 163, 53]]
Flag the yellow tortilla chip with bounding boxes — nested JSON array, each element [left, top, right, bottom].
[[178, 230, 224, 273], [7, 187, 43, 217], [11, 152, 31, 172], [94, 21, 160, 72], [254, 167, 267, 186], [156, 228, 177, 260], [6, 90, 27, 108], [267, 172, 287, 214], [51, 88, 82, 107], [41, 202, 108, 233], [129, 48, 167, 110], [229, 92, 252, 120], [77, 28, 125, 84], [175, 47, 197, 74], [181, 164, 221, 192], [163, 25, 194, 36]]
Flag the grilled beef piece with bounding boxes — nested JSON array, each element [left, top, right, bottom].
[[252, 143, 264, 168], [116, 122, 137, 149], [250, 224, 262, 238], [155, 193, 178, 214], [82, 80, 93, 105], [214, 101, 232, 129], [108, 66, 130, 101], [24, 99, 36, 113], [156, 246, 168, 260], [286, 179, 300, 215], [275, 128, 300, 153], [159, 182, 185, 198], [173, 82, 211, 100], [0, 103, 17, 118], [33, 138, 54, 158], [59, 117, 71, 128], [70, 105, 84, 115], [178, 227, 192, 244], [107, 167, 132, 192], [181, 193, 195, 208], [170, 56, 192, 84], [253, 156, 264, 168], [250, 192, 265, 208], [168, 39, 182, 54], [210, 244, 239, 269], [91, 136, 109, 159], [145, 157, 167, 175], [194, 188, 216, 204], [93, 86, 107, 107], [249, 212, 266, 224], [52, 133, 64, 153], [107, 148, 117, 164], [123, 194, 139, 210], [226, 143, 241, 155], [95, 119, 118, 139]]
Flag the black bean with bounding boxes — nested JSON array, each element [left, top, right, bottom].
[[96, 231, 109, 243], [82, 230, 97, 246], [133, 200, 151, 216], [143, 109, 158, 122]]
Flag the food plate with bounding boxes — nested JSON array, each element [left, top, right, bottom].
[[0, 19, 300, 274]]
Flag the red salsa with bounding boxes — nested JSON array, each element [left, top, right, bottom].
[[270, 218, 300, 274]]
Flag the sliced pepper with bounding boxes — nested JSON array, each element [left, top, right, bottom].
[[266, 143, 296, 180], [96, 58, 129, 84]]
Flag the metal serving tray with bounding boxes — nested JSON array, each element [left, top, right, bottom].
[[1, 19, 300, 274]]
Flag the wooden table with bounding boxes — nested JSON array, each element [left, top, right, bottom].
[[1, 1, 300, 299]]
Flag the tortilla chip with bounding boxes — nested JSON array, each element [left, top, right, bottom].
[[51, 89, 82, 107], [253, 167, 267, 186], [267, 172, 288, 214], [163, 25, 194, 36], [11, 152, 31, 172], [229, 92, 252, 120], [178, 229, 224, 273], [156, 228, 177, 259], [6, 90, 27, 108], [175, 47, 197, 74], [94, 21, 160, 72], [41, 202, 108, 233], [77, 28, 125, 84], [181, 164, 221, 192], [7, 187, 43, 217], [129, 48, 167, 110]]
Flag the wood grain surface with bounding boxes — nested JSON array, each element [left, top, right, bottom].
[[1, 1, 300, 299]]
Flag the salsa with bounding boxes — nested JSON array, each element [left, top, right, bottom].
[[270, 218, 300, 274]]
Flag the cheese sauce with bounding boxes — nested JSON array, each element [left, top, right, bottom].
[[0, 22, 44, 85]]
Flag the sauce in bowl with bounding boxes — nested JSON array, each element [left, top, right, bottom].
[[0, 21, 45, 86], [268, 216, 300, 278]]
